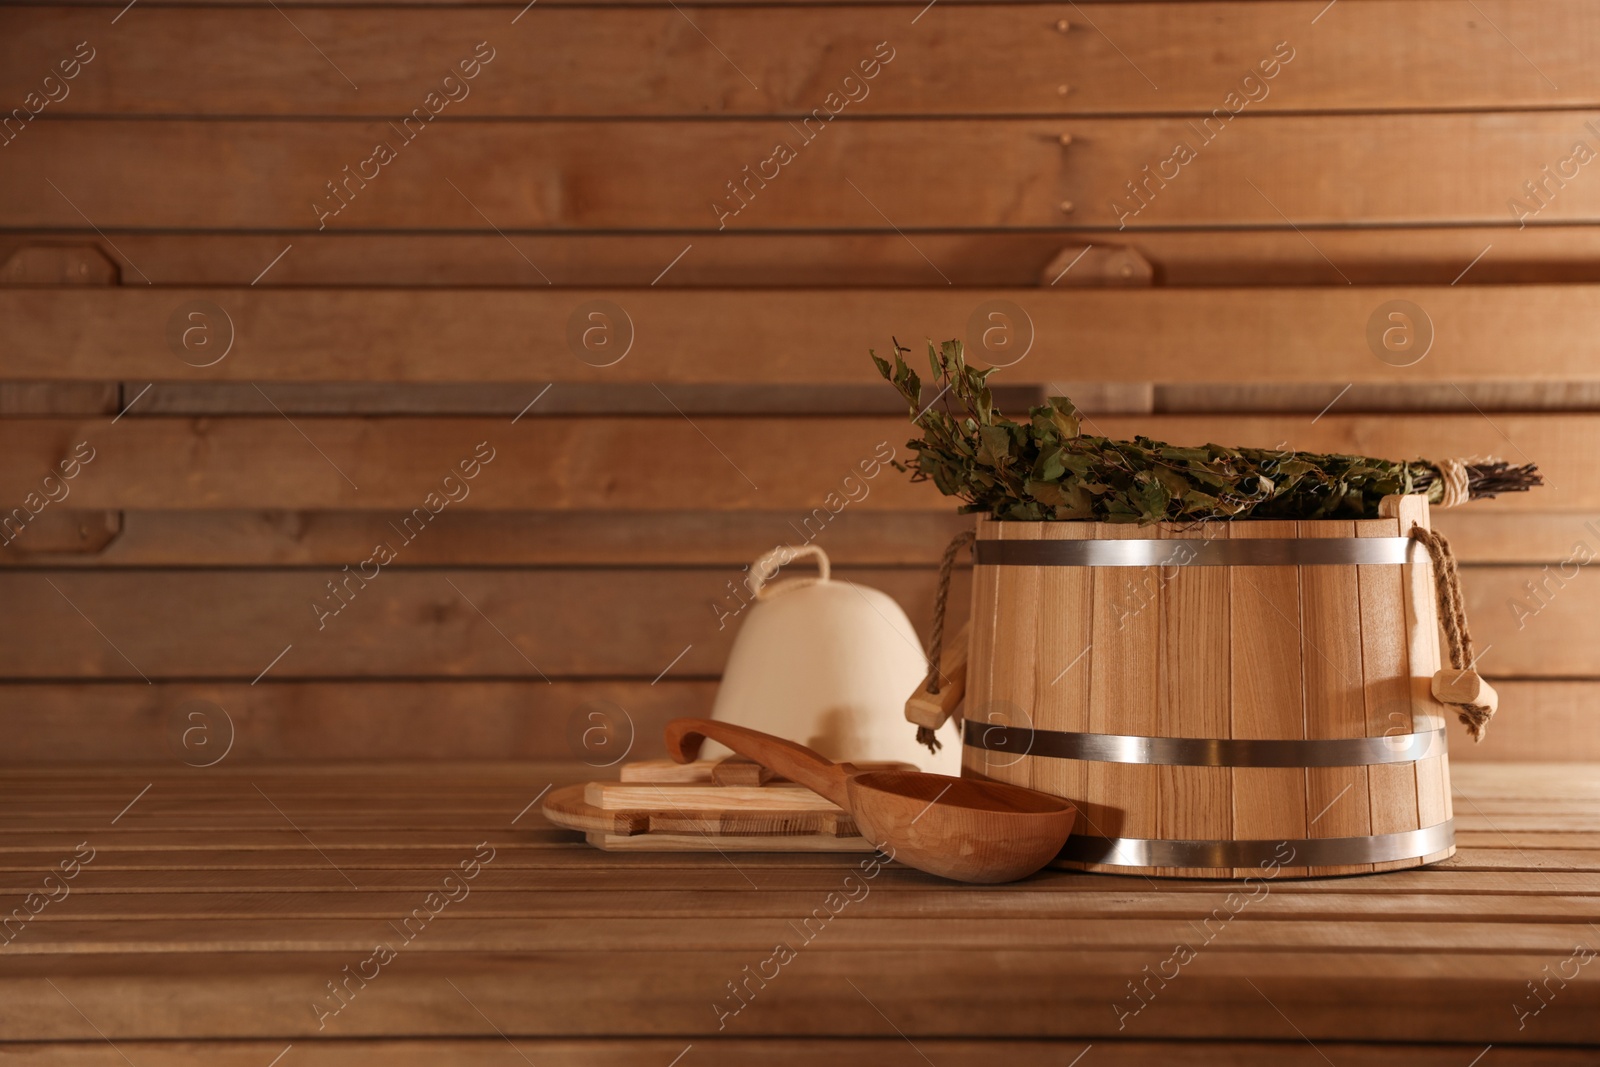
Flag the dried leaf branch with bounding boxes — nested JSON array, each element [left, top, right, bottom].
[[872, 339, 1541, 523]]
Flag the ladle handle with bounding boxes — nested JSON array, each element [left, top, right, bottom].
[[663, 718, 852, 808]]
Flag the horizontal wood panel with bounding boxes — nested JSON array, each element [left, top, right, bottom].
[[7, 3, 1597, 117], [143, 380, 1584, 419], [0, 841, 1583, 888], [2, 508, 1582, 567], [0, 510, 976, 567], [0, 680, 707, 765], [0, 562, 1583, 679], [1464, 566, 1600, 682], [1447, 682, 1600, 762], [1436, 512, 1600, 564], [0, 799, 1568, 830], [10, 1041, 1587, 1067], [0, 678, 1588, 764], [5, 885, 1600, 921], [10, 228, 1600, 288], [8, 917, 1599, 955], [0, 567, 969, 681], [0, 508, 1593, 566], [0, 415, 1581, 511], [0, 415, 924, 510], [3, 948, 1594, 1042], [1158, 382, 1600, 414], [0, 837, 1583, 878], [0, 381, 118, 415], [0, 379, 1582, 420], [104, 381, 1080, 418], [8, 115, 1600, 231], [7, 287, 1600, 385]]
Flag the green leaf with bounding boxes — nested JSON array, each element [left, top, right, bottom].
[[977, 424, 1012, 467], [1048, 399, 1082, 439], [1033, 446, 1067, 482]]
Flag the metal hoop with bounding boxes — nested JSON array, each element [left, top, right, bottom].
[[973, 537, 1413, 568], [964, 721, 1447, 768]]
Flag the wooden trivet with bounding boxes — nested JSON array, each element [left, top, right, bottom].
[[541, 757, 913, 852]]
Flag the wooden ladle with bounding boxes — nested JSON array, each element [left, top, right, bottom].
[[664, 718, 1076, 884]]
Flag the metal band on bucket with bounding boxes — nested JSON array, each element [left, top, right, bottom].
[[1059, 821, 1454, 869], [964, 721, 1447, 767], [974, 537, 1413, 567]]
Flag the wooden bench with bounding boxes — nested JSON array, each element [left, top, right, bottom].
[[0, 761, 1594, 1062]]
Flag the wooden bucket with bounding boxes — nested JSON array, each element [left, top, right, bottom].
[[959, 496, 1456, 878]]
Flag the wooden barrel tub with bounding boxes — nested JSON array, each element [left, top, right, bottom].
[[959, 495, 1455, 878]]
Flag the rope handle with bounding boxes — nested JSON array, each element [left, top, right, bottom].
[[1408, 523, 1497, 742], [748, 544, 830, 601], [923, 530, 975, 696], [909, 529, 976, 754]]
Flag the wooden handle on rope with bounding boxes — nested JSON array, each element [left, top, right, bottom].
[[909, 528, 977, 753], [905, 619, 969, 731], [1380, 493, 1498, 741], [1431, 669, 1499, 717]]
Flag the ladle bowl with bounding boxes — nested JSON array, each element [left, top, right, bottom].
[[665, 718, 1076, 884]]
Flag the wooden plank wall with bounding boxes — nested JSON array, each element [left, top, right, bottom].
[[1, 0, 1597, 765]]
